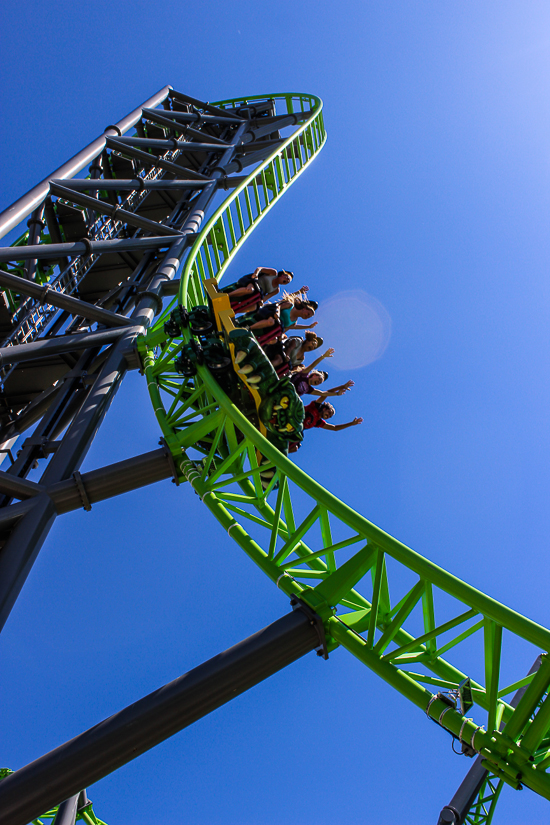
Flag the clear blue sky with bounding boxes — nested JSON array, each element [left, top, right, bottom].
[[2, 2, 550, 823]]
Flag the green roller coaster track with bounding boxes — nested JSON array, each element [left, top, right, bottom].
[[140, 92, 550, 822]]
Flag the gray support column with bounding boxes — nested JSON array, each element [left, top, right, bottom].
[[24, 206, 45, 281], [2, 349, 97, 485], [0, 334, 130, 629], [40, 329, 137, 484], [0, 446, 174, 528], [0, 495, 56, 630], [52, 795, 79, 825], [0, 608, 323, 825]]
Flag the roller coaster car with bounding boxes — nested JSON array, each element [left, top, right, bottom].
[[174, 280, 305, 456]]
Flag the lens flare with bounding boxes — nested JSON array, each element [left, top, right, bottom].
[[314, 289, 392, 371]]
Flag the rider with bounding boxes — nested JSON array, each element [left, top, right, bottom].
[[302, 394, 363, 432], [236, 294, 318, 347], [223, 268, 304, 313], [290, 369, 355, 398]]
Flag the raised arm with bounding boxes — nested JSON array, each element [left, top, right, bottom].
[[322, 417, 364, 432], [311, 379, 354, 397], [286, 286, 309, 300], [287, 321, 319, 331], [304, 347, 335, 371]]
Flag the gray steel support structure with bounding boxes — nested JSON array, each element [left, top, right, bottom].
[[0, 87, 300, 628], [0, 87, 319, 821], [0, 606, 323, 825]]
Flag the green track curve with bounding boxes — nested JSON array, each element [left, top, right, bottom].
[[141, 92, 550, 819]]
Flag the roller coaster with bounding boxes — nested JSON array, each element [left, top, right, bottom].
[[0, 87, 548, 825]]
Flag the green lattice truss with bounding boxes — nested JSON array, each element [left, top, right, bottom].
[[140, 93, 550, 818]]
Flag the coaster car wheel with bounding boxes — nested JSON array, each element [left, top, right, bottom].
[[174, 355, 196, 377], [189, 306, 213, 336], [206, 354, 232, 373]]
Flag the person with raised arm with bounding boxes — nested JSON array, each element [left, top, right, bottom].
[[290, 369, 354, 398], [236, 294, 318, 346], [302, 394, 363, 432], [222, 268, 308, 313]]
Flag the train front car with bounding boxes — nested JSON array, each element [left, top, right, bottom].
[[163, 281, 304, 488]]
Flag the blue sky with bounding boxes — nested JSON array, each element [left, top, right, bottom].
[[2, 2, 550, 823]]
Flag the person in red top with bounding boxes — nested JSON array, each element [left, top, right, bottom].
[[302, 394, 363, 431]]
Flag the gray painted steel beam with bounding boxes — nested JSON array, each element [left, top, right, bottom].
[[140, 109, 231, 145], [161, 278, 181, 296], [105, 138, 211, 180], [0, 447, 173, 529], [51, 178, 211, 191], [0, 235, 179, 263], [224, 144, 282, 174], [0, 326, 137, 367], [0, 382, 65, 444], [3, 350, 96, 484], [0, 608, 322, 825], [143, 107, 243, 125], [137, 112, 232, 146], [49, 183, 183, 237], [113, 136, 229, 151], [167, 89, 244, 121], [48, 446, 175, 513], [236, 138, 285, 154], [0, 472, 45, 500], [0, 86, 172, 239], [0, 269, 132, 328], [0, 498, 35, 529]]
